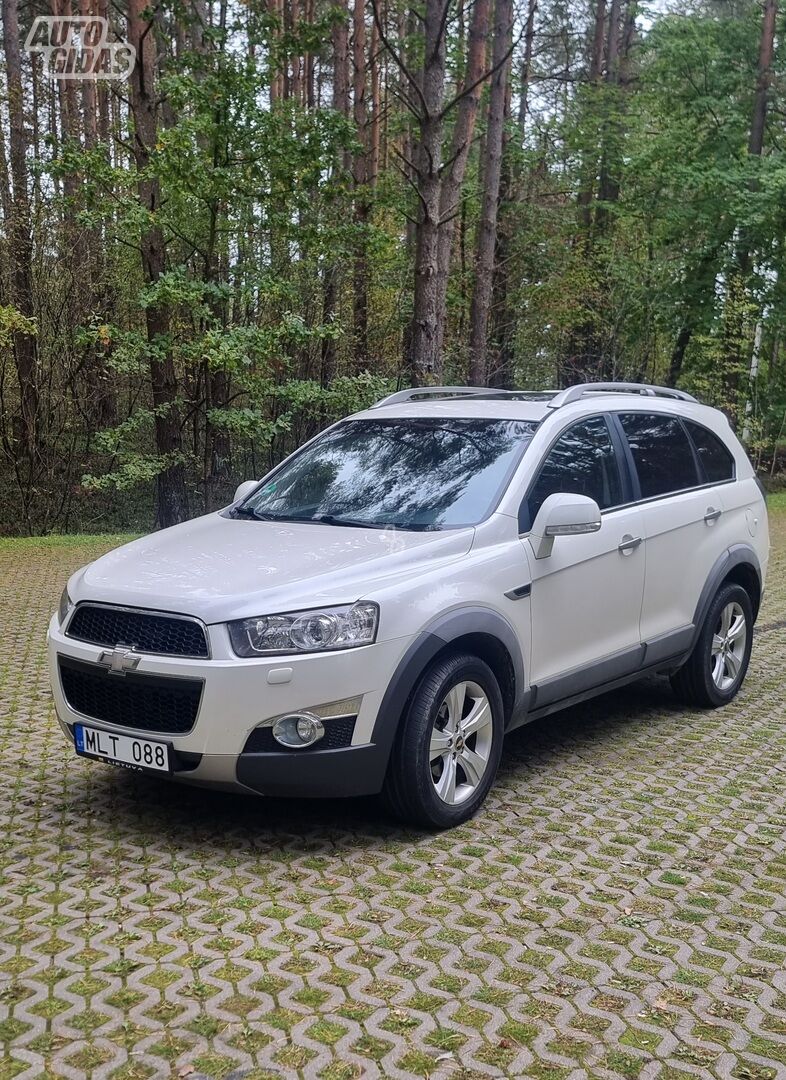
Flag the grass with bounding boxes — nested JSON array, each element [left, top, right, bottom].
[[0, 532, 138, 549]]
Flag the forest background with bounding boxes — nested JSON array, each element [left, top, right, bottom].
[[0, 0, 783, 533]]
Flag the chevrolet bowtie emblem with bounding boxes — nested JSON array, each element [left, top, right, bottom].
[[98, 647, 141, 675]]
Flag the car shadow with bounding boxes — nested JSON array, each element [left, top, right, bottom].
[[67, 674, 691, 850], [500, 671, 686, 772]]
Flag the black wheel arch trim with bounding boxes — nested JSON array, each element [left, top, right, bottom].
[[417, 606, 526, 697], [236, 611, 529, 800], [370, 606, 528, 760], [691, 544, 762, 648]]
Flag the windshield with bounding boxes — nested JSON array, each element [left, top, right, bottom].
[[237, 417, 537, 530]]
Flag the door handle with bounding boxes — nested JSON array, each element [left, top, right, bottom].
[[618, 534, 642, 555], [704, 507, 722, 525]]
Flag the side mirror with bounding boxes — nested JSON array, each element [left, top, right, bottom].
[[529, 493, 601, 560], [233, 480, 259, 504]]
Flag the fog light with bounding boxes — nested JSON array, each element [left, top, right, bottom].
[[271, 712, 325, 749]]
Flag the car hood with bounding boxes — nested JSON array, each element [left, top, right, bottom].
[[71, 511, 475, 623]]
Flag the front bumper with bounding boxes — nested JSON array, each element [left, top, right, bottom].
[[236, 743, 389, 797], [47, 614, 407, 798]]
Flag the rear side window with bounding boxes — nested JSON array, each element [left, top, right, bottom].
[[684, 421, 735, 483], [619, 413, 699, 499], [521, 417, 623, 531]]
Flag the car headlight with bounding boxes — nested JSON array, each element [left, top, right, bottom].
[[58, 586, 73, 627], [227, 602, 379, 657]]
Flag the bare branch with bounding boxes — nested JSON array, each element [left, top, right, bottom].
[[438, 130, 481, 176], [391, 155, 428, 217], [392, 143, 421, 180], [437, 203, 463, 226], [389, 81, 423, 122], [439, 30, 521, 120], [431, 0, 452, 68], [369, 0, 428, 118]]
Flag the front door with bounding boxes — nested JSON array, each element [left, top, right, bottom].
[[520, 415, 646, 706]]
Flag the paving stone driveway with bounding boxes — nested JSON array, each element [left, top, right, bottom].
[[1, 517, 785, 1080]]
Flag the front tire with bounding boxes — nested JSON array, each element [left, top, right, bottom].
[[383, 652, 505, 829], [670, 582, 753, 708]]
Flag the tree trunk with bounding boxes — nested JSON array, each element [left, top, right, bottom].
[[321, 1, 351, 384], [725, 0, 777, 420], [305, 0, 316, 107], [269, 0, 284, 102], [128, 0, 189, 527], [53, 0, 86, 288], [333, 3, 351, 164], [370, 17, 381, 185], [352, 0, 369, 369], [2, 0, 40, 453], [517, 0, 537, 134], [604, 0, 622, 86], [433, 0, 492, 360], [594, 0, 629, 238], [79, 0, 98, 148], [0, 117, 12, 226], [576, 0, 607, 237], [30, 54, 42, 208], [467, 0, 513, 384], [742, 318, 764, 444], [96, 0, 111, 148], [741, 0, 779, 439], [491, 0, 537, 389], [749, 0, 777, 159], [405, 0, 450, 384], [291, 0, 302, 103], [668, 324, 693, 388]]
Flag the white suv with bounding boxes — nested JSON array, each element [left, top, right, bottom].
[[48, 382, 769, 828]]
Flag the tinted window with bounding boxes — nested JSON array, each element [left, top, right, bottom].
[[522, 417, 623, 531], [619, 413, 699, 499], [240, 417, 537, 530], [684, 421, 735, 483]]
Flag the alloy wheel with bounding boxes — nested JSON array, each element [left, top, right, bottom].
[[711, 601, 747, 692], [429, 681, 494, 805]]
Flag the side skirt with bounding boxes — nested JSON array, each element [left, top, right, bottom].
[[522, 656, 690, 725], [507, 626, 695, 732]]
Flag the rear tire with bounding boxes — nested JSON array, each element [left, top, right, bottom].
[[670, 582, 753, 708], [382, 652, 505, 829]]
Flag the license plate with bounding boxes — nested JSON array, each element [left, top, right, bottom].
[[74, 723, 171, 774]]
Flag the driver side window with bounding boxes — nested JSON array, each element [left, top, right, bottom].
[[519, 416, 623, 532]]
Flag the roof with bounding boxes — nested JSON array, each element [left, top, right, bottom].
[[352, 398, 550, 422]]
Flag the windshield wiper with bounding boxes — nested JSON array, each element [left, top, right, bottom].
[[230, 506, 297, 522], [233, 507, 402, 529], [310, 514, 390, 530]]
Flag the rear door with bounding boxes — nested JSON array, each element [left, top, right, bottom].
[[522, 415, 646, 703], [615, 412, 733, 653], [683, 417, 739, 543]]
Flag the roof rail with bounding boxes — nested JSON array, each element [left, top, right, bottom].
[[547, 381, 698, 409], [372, 386, 490, 408], [371, 386, 558, 408]]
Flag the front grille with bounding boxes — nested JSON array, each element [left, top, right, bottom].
[[59, 656, 202, 735], [67, 604, 208, 658], [242, 715, 356, 753]]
